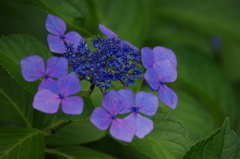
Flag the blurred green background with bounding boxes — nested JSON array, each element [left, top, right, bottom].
[[0, 0, 240, 158]]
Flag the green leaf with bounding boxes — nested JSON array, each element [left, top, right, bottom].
[[32, 110, 64, 132], [0, 67, 33, 127], [85, 0, 149, 47], [183, 118, 240, 159], [0, 128, 45, 159], [0, 34, 52, 94], [174, 47, 237, 127], [46, 121, 105, 146], [25, 0, 90, 37], [131, 108, 190, 159], [90, 87, 103, 107], [46, 146, 116, 159], [151, 0, 240, 43]]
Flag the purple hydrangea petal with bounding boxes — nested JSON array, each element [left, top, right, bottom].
[[46, 56, 68, 78], [110, 118, 135, 142], [99, 24, 117, 38], [141, 47, 154, 69], [136, 91, 158, 116], [153, 46, 177, 68], [144, 68, 160, 91], [33, 89, 61, 114], [61, 96, 83, 115], [125, 113, 153, 138], [120, 40, 138, 50], [20, 55, 45, 82], [158, 84, 178, 109], [117, 89, 134, 114], [58, 72, 81, 96], [45, 14, 66, 36], [47, 34, 66, 54], [38, 78, 59, 94], [152, 60, 177, 82], [64, 31, 83, 47], [90, 107, 112, 130], [102, 90, 125, 115]]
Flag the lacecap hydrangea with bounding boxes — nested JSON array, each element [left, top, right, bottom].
[[20, 14, 178, 142]]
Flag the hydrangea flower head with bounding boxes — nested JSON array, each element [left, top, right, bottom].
[[33, 72, 83, 114], [118, 89, 158, 138], [90, 90, 136, 142], [144, 59, 178, 109], [20, 55, 68, 93], [63, 25, 143, 92], [141, 46, 177, 69], [46, 14, 83, 53]]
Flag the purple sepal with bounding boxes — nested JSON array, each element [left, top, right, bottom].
[[158, 85, 178, 109], [45, 14, 66, 36], [38, 78, 59, 94], [117, 89, 134, 114], [144, 68, 160, 91], [99, 24, 116, 38], [47, 34, 66, 54], [58, 72, 81, 96], [153, 46, 177, 68], [65, 31, 83, 48], [61, 96, 83, 115], [152, 60, 177, 82], [33, 89, 61, 114], [125, 113, 153, 138], [120, 40, 138, 50], [102, 90, 125, 115], [20, 55, 45, 82], [110, 118, 135, 142], [90, 107, 112, 130], [141, 47, 154, 69], [46, 56, 68, 78], [136, 91, 158, 116]]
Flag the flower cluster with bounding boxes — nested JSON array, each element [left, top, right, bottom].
[[20, 14, 179, 142], [64, 35, 142, 91]]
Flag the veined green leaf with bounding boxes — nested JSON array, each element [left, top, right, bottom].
[[45, 121, 105, 146], [183, 118, 240, 159], [131, 108, 190, 159], [0, 67, 33, 127], [46, 146, 116, 159], [0, 128, 45, 159]]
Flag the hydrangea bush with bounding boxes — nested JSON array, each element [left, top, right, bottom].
[[0, 1, 240, 159]]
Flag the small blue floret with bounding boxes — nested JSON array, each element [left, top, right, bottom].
[[160, 80, 165, 85], [59, 93, 64, 99], [44, 73, 49, 78], [131, 106, 139, 113]]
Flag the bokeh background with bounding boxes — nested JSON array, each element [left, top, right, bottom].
[[0, 0, 240, 158]]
